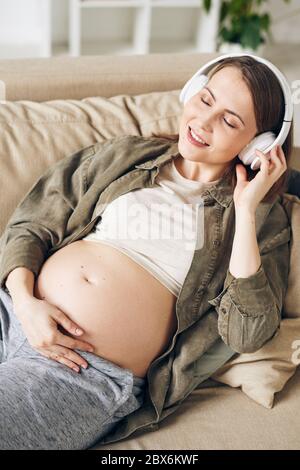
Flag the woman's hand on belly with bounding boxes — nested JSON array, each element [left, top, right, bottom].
[[14, 297, 95, 373]]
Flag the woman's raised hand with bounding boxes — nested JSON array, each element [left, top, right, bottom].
[[233, 145, 287, 213]]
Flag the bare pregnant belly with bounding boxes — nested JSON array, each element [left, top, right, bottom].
[[33, 240, 178, 378]]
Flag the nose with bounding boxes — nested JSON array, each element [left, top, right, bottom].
[[202, 121, 212, 132], [196, 111, 213, 133], [197, 119, 213, 134]]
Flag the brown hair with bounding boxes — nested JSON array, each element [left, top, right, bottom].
[[152, 56, 294, 204]]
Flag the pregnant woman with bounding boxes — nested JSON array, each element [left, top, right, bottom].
[[0, 54, 299, 450]]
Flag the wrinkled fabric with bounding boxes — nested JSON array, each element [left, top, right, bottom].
[[0, 135, 293, 446]]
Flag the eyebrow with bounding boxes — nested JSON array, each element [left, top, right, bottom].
[[203, 86, 246, 127]]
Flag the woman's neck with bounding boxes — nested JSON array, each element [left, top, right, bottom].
[[174, 155, 227, 183]]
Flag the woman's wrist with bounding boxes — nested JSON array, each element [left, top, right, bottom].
[[234, 204, 257, 219], [5, 267, 36, 308], [230, 205, 261, 278]]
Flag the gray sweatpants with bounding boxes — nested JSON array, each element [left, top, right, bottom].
[[0, 287, 146, 450]]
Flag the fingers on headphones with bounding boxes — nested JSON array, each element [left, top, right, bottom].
[[256, 146, 287, 177], [255, 149, 271, 175], [270, 145, 287, 175], [276, 145, 288, 171]]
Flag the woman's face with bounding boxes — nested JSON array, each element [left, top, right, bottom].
[[178, 66, 258, 170]]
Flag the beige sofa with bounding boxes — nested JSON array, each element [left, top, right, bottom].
[[0, 52, 300, 450]]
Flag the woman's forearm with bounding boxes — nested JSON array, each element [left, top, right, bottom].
[[229, 208, 261, 278], [5, 267, 35, 306]]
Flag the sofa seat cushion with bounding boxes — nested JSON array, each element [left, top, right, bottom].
[[93, 367, 300, 450]]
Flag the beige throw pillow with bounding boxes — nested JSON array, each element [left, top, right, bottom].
[[212, 318, 300, 408]]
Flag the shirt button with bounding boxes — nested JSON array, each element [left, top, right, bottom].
[[221, 307, 227, 314], [213, 240, 220, 246]]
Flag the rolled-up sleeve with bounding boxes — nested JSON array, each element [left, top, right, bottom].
[[208, 225, 291, 354]]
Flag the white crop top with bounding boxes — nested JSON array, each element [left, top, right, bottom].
[[82, 157, 219, 297]]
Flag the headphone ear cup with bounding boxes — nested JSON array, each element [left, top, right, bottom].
[[238, 131, 277, 171], [180, 75, 209, 105]]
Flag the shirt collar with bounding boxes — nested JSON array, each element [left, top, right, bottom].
[[135, 140, 234, 208]]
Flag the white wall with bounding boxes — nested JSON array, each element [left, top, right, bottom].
[[51, 0, 68, 45], [0, 0, 50, 57], [52, 0, 132, 44], [0, 0, 42, 42], [269, 0, 300, 44]]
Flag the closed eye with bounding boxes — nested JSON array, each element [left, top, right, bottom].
[[201, 98, 236, 129]]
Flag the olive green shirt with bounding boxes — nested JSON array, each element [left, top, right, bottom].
[[0, 136, 291, 445]]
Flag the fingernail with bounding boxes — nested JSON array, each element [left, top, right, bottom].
[[82, 363, 88, 369], [75, 328, 83, 335], [73, 367, 79, 372]]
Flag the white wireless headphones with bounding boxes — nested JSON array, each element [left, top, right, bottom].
[[179, 53, 294, 170]]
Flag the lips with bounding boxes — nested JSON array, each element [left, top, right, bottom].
[[187, 126, 209, 147]]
